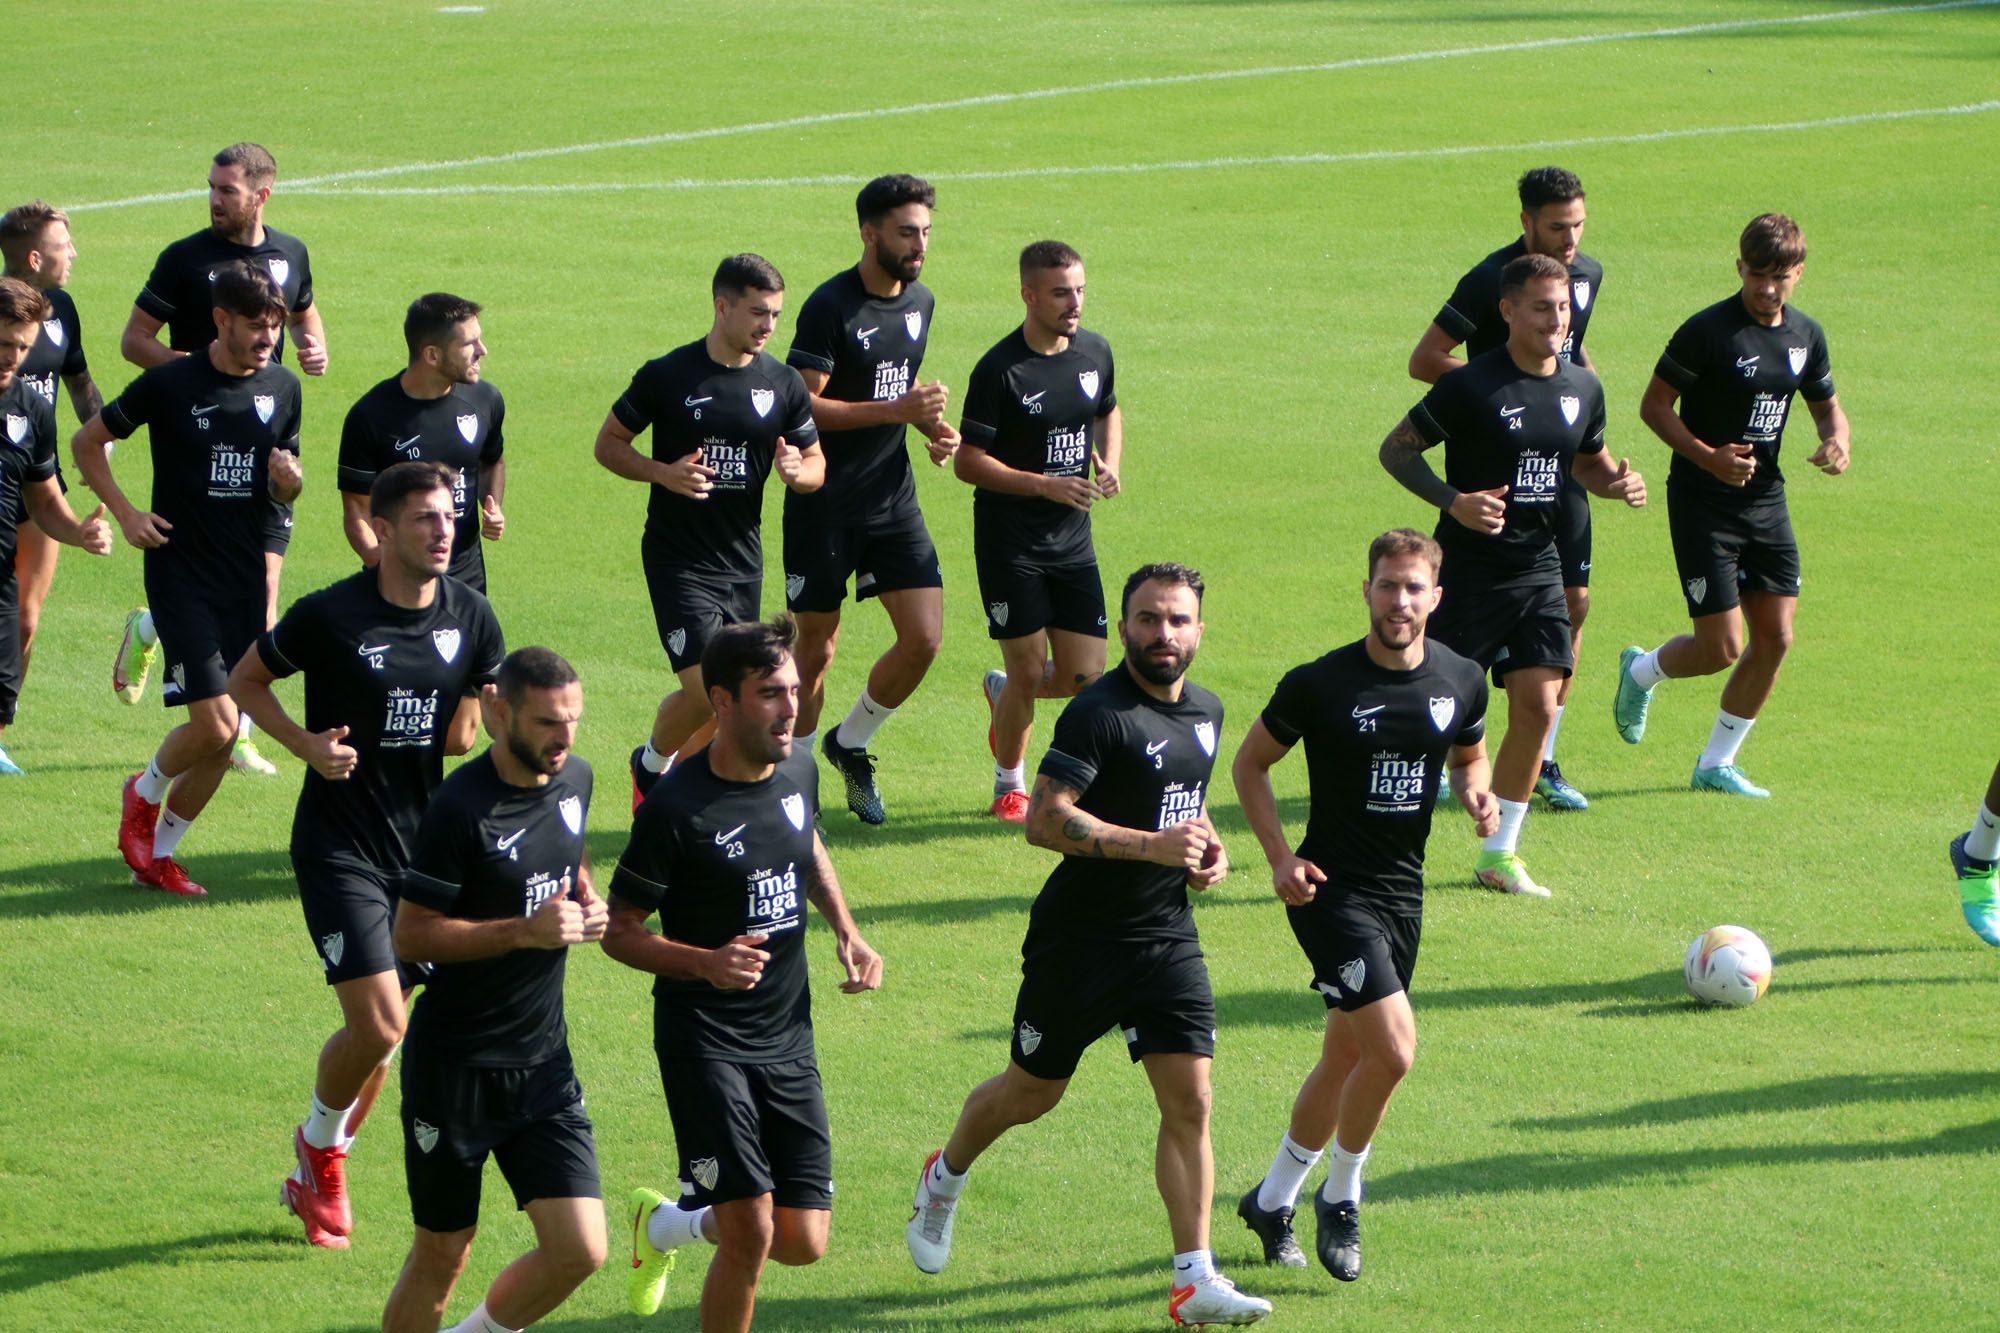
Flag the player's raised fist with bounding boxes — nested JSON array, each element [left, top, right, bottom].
[[667, 448, 718, 499], [1807, 437, 1850, 475], [266, 447, 303, 500], [707, 933, 771, 990], [1449, 485, 1508, 535], [774, 438, 806, 487], [1272, 852, 1327, 906], [1044, 473, 1098, 513], [294, 332, 328, 376], [79, 503, 114, 556], [1707, 441, 1757, 486], [1609, 457, 1646, 507], [526, 892, 587, 948], [898, 380, 949, 425], [479, 493, 506, 540], [308, 724, 358, 780], [1156, 819, 1211, 871], [1091, 449, 1121, 499], [923, 421, 961, 467]]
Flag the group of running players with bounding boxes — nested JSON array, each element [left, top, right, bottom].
[[8, 145, 1987, 1332]]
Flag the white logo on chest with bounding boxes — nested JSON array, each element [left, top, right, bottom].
[[254, 394, 275, 424], [1572, 279, 1591, 311], [266, 257, 290, 288], [1559, 395, 1580, 426], [560, 794, 584, 835], [1193, 721, 1216, 756], [42, 318, 64, 347], [904, 310, 923, 340], [431, 627, 461, 662], [750, 387, 775, 418], [455, 414, 478, 443], [1429, 696, 1456, 732], [3, 414, 26, 444], [780, 792, 806, 831], [1787, 346, 1808, 375], [1078, 369, 1099, 400]]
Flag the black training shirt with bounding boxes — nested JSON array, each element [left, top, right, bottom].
[[0, 378, 58, 553], [1436, 238, 1603, 367], [135, 227, 314, 361], [338, 375, 506, 585]]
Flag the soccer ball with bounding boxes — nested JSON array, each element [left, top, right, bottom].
[[1683, 925, 1773, 1007]]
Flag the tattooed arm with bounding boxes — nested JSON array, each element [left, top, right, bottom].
[[1378, 414, 1458, 511], [1024, 773, 1210, 871]]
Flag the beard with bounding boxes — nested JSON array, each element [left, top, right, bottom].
[[504, 728, 565, 777], [875, 240, 922, 282], [1125, 635, 1196, 686], [1370, 612, 1421, 650]]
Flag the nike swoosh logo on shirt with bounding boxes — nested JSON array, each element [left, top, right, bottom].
[[1146, 740, 1169, 754], [357, 643, 390, 655], [856, 326, 879, 339], [1352, 704, 1387, 717], [1022, 391, 1046, 404], [497, 829, 527, 850], [684, 395, 713, 407], [714, 823, 748, 845], [190, 405, 218, 416], [1499, 406, 1526, 417]]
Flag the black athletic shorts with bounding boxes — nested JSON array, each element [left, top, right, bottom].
[[1554, 479, 1593, 589], [1429, 567, 1572, 688], [0, 565, 19, 726], [1289, 894, 1421, 1012], [1666, 483, 1800, 618], [974, 549, 1106, 643], [400, 1051, 601, 1234], [295, 852, 429, 988], [1009, 935, 1217, 1081], [783, 500, 941, 614], [263, 501, 294, 556], [145, 582, 266, 708], [641, 549, 761, 675], [657, 1053, 833, 1211]]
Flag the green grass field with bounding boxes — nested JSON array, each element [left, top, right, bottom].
[[5, 1, 1998, 1328]]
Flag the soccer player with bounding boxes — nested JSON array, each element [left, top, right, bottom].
[[593, 254, 824, 809], [1949, 763, 2000, 946], [119, 142, 328, 773], [1231, 529, 1497, 1282], [382, 647, 607, 1333], [905, 563, 1274, 1329], [1615, 214, 1849, 799], [0, 277, 113, 774], [73, 261, 304, 896], [227, 460, 505, 1249], [956, 240, 1122, 824], [2, 202, 104, 688], [1409, 167, 1603, 811], [784, 174, 959, 825], [1378, 253, 1646, 899], [606, 615, 882, 1332], [339, 293, 505, 594]]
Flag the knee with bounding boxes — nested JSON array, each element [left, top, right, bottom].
[[769, 1217, 828, 1267], [1158, 1082, 1214, 1133], [1704, 634, 1745, 670], [795, 632, 836, 681], [409, 1227, 475, 1281], [714, 1206, 775, 1264], [1510, 690, 1558, 732], [1371, 1038, 1416, 1084], [898, 623, 943, 666], [1001, 1078, 1066, 1126], [547, 1235, 608, 1286], [1002, 662, 1042, 695], [1754, 623, 1795, 658], [352, 1009, 407, 1062], [194, 710, 238, 753]]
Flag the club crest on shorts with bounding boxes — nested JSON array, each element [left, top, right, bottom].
[[42, 318, 63, 347], [1686, 576, 1708, 605], [320, 931, 345, 968], [4, 414, 26, 444], [668, 627, 687, 658], [1194, 721, 1216, 755], [1787, 346, 1808, 375], [430, 627, 462, 662], [691, 1156, 720, 1192], [987, 601, 1008, 628], [254, 394, 275, 424], [750, 387, 775, 418], [1559, 394, 1580, 426], [785, 573, 806, 603], [781, 792, 807, 831], [1078, 369, 1100, 400], [904, 310, 923, 340], [1338, 957, 1367, 994], [560, 794, 584, 835], [1017, 1021, 1042, 1055], [455, 413, 478, 443], [1572, 279, 1591, 311], [414, 1118, 439, 1154], [267, 257, 290, 288], [1429, 695, 1457, 732]]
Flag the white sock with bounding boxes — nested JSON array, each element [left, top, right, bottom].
[[1630, 646, 1669, 690], [834, 690, 894, 749], [1172, 1248, 1215, 1284], [135, 609, 158, 646], [994, 763, 1025, 796], [1967, 801, 2000, 863], [1256, 1132, 1323, 1212], [446, 1305, 519, 1333], [1322, 1142, 1371, 1205], [646, 1201, 713, 1252], [237, 714, 254, 741], [926, 1151, 968, 1200], [134, 754, 172, 803], [639, 740, 671, 774], [1698, 709, 1755, 769], [1481, 797, 1528, 855], [1541, 705, 1565, 763], [153, 808, 193, 860], [301, 1091, 353, 1151]]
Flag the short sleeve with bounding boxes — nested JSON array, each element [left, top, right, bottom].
[[610, 801, 676, 911], [1656, 315, 1706, 392], [1408, 373, 1469, 447], [960, 352, 1001, 447], [782, 371, 819, 447], [134, 248, 180, 322], [1578, 382, 1607, 455], [611, 363, 656, 435], [467, 600, 506, 694], [1800, 325, 1834, 401], [403, 792, 474, 912], [1260, 665, 1314, 748], [1434, 266, 1486, 344], [99, 368, 162, 440], [784, 286, 841, 376], [257, 592, 325, 679], [1454, 670, 1489, 748], [59, 304, 87, 377], [1038, 696, 1111, 793], [337, 400, 381, 494], [292, 247, 314, 313], [274, 385, 302, 455], [1095, 343, 1117, 415], [482, 389, 506, 463]]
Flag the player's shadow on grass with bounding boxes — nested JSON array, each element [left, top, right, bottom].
[[0, 848, 299, 919], [1370, 1114, 2000, 1204], [1511, 1069, 1997, 1132], [0, 1227, 284, 1295]]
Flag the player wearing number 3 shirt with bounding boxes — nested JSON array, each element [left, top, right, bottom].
[[1616, 213, 1850, 800], [905, 564, 1274, 1329], [607, 616, 882, 1330], [1378, 252, 1645, 900]]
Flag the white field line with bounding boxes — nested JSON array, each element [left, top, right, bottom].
[[63, 0, 1999, 213], [273, 101, 2000, 200]]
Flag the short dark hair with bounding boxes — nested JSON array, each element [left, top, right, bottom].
[[211, 259, 289, 322], [1740, 212, 1806, 272], [405, 292, 482, 360], [1019, 240, 1083, 282], [369, 460, 456, 521], [1367, 528, 1443, 580], [1121, 562, 1204, 619], [1499, 252, 1570, 298], [856, 174, 935, 225], [497, 646, 579, 707], [702, 614, 797, 698], [713, 253, 783, 299], [0, 275, 51, 327], [214, 142, 277, 188], [1517, 166, 1584, 212], [0, 201, 66, 272]]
